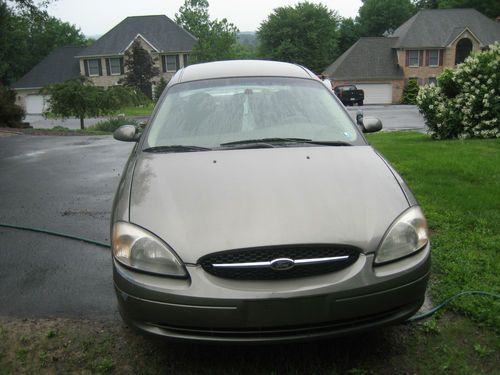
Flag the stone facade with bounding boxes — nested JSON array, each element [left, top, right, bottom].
[[79, 36, 190, 93]]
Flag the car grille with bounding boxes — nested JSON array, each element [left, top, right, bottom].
[[199, 245, 360, 280]]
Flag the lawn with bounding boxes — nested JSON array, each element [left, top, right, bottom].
[[116, 102, 154, 116], [367, 131, 500, 329]]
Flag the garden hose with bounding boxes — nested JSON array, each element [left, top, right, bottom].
[[1, 222, 499, 323]]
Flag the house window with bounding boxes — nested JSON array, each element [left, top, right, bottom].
[[408, 50, 419, 67], [87, 59, 100, 76], [109, 58, 122, 75], [455, 38, 473, 65], [428, 50, 439, 66], [183, 54, 189, 67], [428, 77, 437, 86], [166, 55, 178, 72]]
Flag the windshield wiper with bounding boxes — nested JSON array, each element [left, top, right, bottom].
[[220, 138, 352, 147], [220, 138, 312, 146], [143, 145, 212, 153]]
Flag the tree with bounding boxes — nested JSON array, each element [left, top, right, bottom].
[[154, 77, 168, 102], [357, 0, 416, 36], [0, 1, 87, 86], [42, 77, 126, 129], [258, 2, 340, 73], [337, 18, 361, 57], [120, 40, 160, 99], [417, 0, 500, 19], [0, 85, 25, 127], [175, 0, 239, 62]]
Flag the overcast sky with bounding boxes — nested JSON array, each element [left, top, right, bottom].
[[45, 0, 363, 36]]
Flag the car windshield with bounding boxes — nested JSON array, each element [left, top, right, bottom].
[[145, 77, 361, 149]]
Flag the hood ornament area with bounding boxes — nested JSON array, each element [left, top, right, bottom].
[[270, 258, 295, 271]]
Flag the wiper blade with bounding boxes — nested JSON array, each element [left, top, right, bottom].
[[143, 145, 212, 153], [220, 138, 312, 146], [303, 140, 352, 146], [220, 138, 352, 147]]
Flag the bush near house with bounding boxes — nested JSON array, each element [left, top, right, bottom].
[[417, 43, 499, 139], [401, 78, 420, 104], [88, 117, 139, 133], [0, 85, 25, 127]]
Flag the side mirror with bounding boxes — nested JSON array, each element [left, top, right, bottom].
[[113, 125, 140, 142], [356, 114, 382, 133]]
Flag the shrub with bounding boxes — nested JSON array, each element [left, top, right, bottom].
[[417, 43, 500, 139], [88, 117, 138, 133], [401, 79, 419, 104], [154, 77, 168, 102], [0, 85, 25, 127]]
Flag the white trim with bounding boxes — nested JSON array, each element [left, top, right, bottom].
[[122, 33, 160, 53], [447, 27, 483, 47]]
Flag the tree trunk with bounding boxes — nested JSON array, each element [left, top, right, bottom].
[[80, 116, 84, 130]]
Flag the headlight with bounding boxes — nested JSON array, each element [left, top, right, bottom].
[[112, 222, 187, 277], [375, 206, 429, 264]]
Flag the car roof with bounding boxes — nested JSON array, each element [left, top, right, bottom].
[[170, 60, 317, 85]]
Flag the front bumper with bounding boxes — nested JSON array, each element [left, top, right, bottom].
[[114, 244, 430, 343]]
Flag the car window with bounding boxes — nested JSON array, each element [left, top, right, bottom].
[[146, 77, 361, 148]]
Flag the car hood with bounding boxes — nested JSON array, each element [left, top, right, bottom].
[[129, 146, 409, 263]]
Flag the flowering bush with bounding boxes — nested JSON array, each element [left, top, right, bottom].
[[417, 42, 500, 139]]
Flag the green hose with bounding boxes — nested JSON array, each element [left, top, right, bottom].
[[0, 222, 499, 322], [407, 290, 500, 322], [0, 222, 110, 248]]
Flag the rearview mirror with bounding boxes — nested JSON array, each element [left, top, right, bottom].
[[113, 125, 140, 142]]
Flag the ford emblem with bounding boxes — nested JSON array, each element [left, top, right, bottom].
[[270, 258, 295, 271]]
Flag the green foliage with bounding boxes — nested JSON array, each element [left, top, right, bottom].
[[415, 0, 500, 19], [357, 0, 416, 36], [89, 117, 138, 133], [0, 1, 87, 86], [337, 17, 361, 57], [42, 77, 131, 129], [417, 43, 500, 139], [0, 85, 25, 127], [175, 0, 239, 62], [258, 1, 340, 73], [153, 77, 168, 102], [120, 40, 160, 99], [401, 79, 420, 104], [231, 43, 259, 60]]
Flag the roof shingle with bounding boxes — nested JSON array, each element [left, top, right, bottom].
[[323, 38, 403, 80], [11, 46, 85, 89], [391, 8, 500, 48], [77, 15, 196, 57]]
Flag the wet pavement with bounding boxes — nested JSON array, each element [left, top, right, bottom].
[[0, 135, 134, 320]]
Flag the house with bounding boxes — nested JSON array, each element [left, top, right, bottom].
[[323, 9, 500, 104], [12, 15, 196, 114]]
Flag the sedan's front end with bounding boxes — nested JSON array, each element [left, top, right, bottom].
[[111, 60, 430, 343]]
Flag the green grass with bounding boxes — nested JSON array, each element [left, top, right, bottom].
[[115, 103, 154, 116], [22, 126, 110, 135], [367, 131, 500, 328]]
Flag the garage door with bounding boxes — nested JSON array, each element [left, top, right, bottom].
[[355, 84, 392, 104], [25, 95, 49, 114]]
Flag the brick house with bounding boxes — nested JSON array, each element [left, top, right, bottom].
[[323, 9, 500, 104], [12, 15, 196, 114]]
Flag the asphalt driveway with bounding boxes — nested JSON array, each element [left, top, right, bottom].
[[0, 135, 134, 320]]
